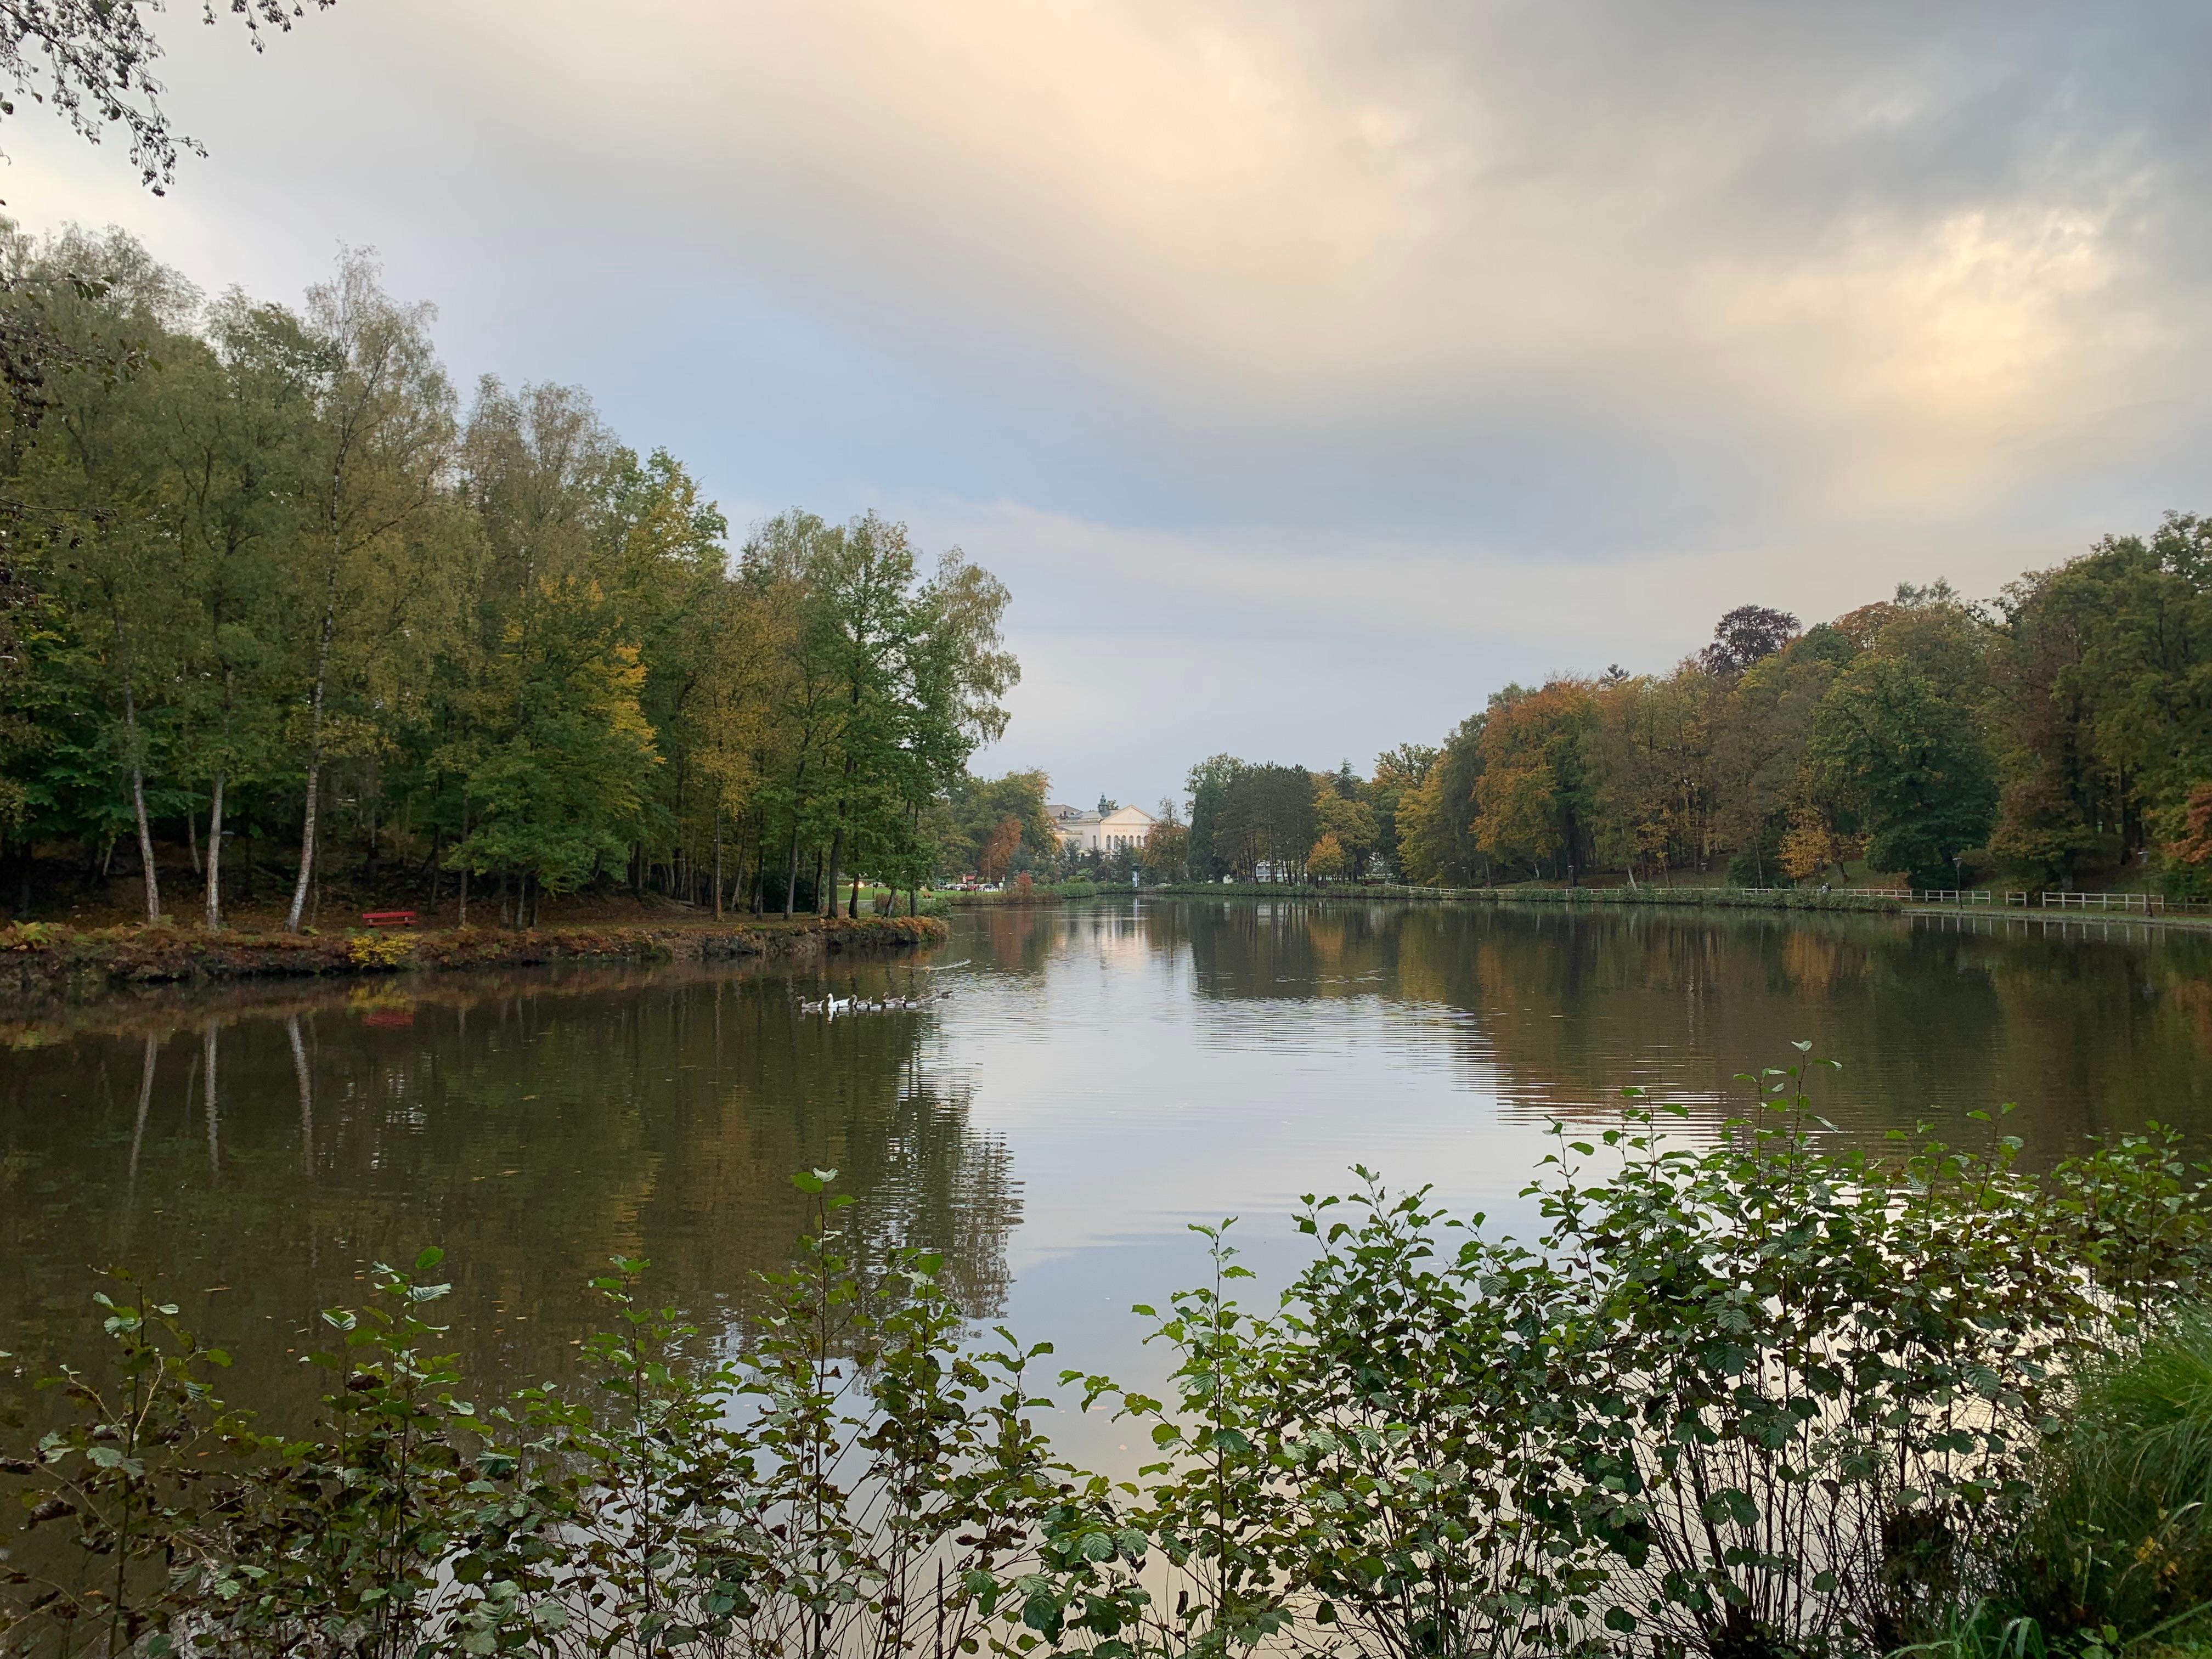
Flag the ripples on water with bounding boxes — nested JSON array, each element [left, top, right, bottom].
[[3, 899, 2209, 1460]]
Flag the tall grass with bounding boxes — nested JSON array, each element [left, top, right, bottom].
[[2002, 1310, 2212, 1649]]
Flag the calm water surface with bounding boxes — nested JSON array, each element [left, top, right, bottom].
[[4, 899, 2210, 1468]]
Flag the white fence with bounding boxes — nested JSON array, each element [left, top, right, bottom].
[[1903, 889, 2212, 916], [1189, 882, 2211, 915]]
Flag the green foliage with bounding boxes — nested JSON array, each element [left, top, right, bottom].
[[1813, 647, 1997, 889], [1213, 763, 1317, 881], [1993, 516, 2212, 886], [1, 1175, 1092, 1657], [1184, 754, 1244, 882], [0, 2, 335, 194], [1282, 539, 2212, 896], [1060, 1060, 2212, 1659], [925, 879, 1110, 910], [2001, 1308, 2212, 1646], [451, 587, 661, 899], [1365, 742, 1436, 877], [8, 1068, 2212, 1658], [1396, 714, 1488, 885], [0, 230, 1020, 930], [941, 770, 1057, 879]]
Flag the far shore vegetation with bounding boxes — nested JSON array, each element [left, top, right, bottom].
[[1135, 563, 2211, 903], [3, 223, 2208, 933]]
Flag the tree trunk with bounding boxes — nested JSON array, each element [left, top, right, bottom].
[[285, 575, 338, 932], [311, 796, 326, 927], [185, 804, 201, 876], [204, 769, 227, 933], [782, 827, 800, 920], [713, 808, 725, 922], [823, 822, 843, 919], [112, 613, 161, 924]]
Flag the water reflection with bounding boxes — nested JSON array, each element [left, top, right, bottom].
[[0, 957, 1017, 1431], [1162, 900, 2212, 1145], [4, 900, 2209, 1458]]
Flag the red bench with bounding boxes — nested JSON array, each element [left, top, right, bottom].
[[360, 910, 418, 928]]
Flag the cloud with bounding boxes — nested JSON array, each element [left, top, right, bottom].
[[6, 0, 2209, 801]]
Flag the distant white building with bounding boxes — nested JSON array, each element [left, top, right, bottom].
[[1046, 803, 1156, 856]]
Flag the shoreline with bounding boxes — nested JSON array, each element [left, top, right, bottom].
[[936, 884, 2212, 931], [1149, 882, 1900, 911], [0, 914, 947, 1002], [938, 882, 1903, 913], [1901, 902, 2212, 933]]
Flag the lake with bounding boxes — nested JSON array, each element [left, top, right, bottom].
[[4, 898, 2210, 1472]]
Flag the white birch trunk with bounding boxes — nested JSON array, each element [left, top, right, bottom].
[[204, 769, 226, 933]]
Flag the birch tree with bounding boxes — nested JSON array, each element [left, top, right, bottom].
[[284, 248, 451, 932]]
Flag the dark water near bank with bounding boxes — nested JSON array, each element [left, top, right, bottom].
[[4, 900, 2210, 1470]]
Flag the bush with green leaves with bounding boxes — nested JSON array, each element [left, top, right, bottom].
[[8, 1058, 2212, 1659], [0, 1173, 1116, 1658], [1053, 1055, 2212, 1659]]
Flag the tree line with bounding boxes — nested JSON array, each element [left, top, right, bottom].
[[1161, 524, 2212, 894], [0, 225, 1019, 928]]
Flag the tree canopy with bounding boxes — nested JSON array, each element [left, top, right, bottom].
[[1165, 532, 2212, 898], [0, 224, 1020, 927], [0, 0, 337, 193]]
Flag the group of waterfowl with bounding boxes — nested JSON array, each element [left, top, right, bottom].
[[795, 991, 951, 1016]]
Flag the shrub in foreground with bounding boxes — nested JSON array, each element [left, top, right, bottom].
[[5, 1057, 2210, 1658], [0, 1176, 1114, 1658], [1052, 1060, 2212, 1659]]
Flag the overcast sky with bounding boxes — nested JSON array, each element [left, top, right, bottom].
[[8, 2, 2209, 810]]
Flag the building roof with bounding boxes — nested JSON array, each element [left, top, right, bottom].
[[1046, 802, 1152, 836]]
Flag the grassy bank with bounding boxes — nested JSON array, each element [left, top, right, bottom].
[[0, 913, 946, 1001], [924, 879, 1111, 907], [1147, 880, 1902, 912]]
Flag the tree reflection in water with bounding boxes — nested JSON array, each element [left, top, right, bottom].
[[1167, 898, 2212, 1150], [0, 958, 1017, 1433], [8, 899, 2212, 1445]]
